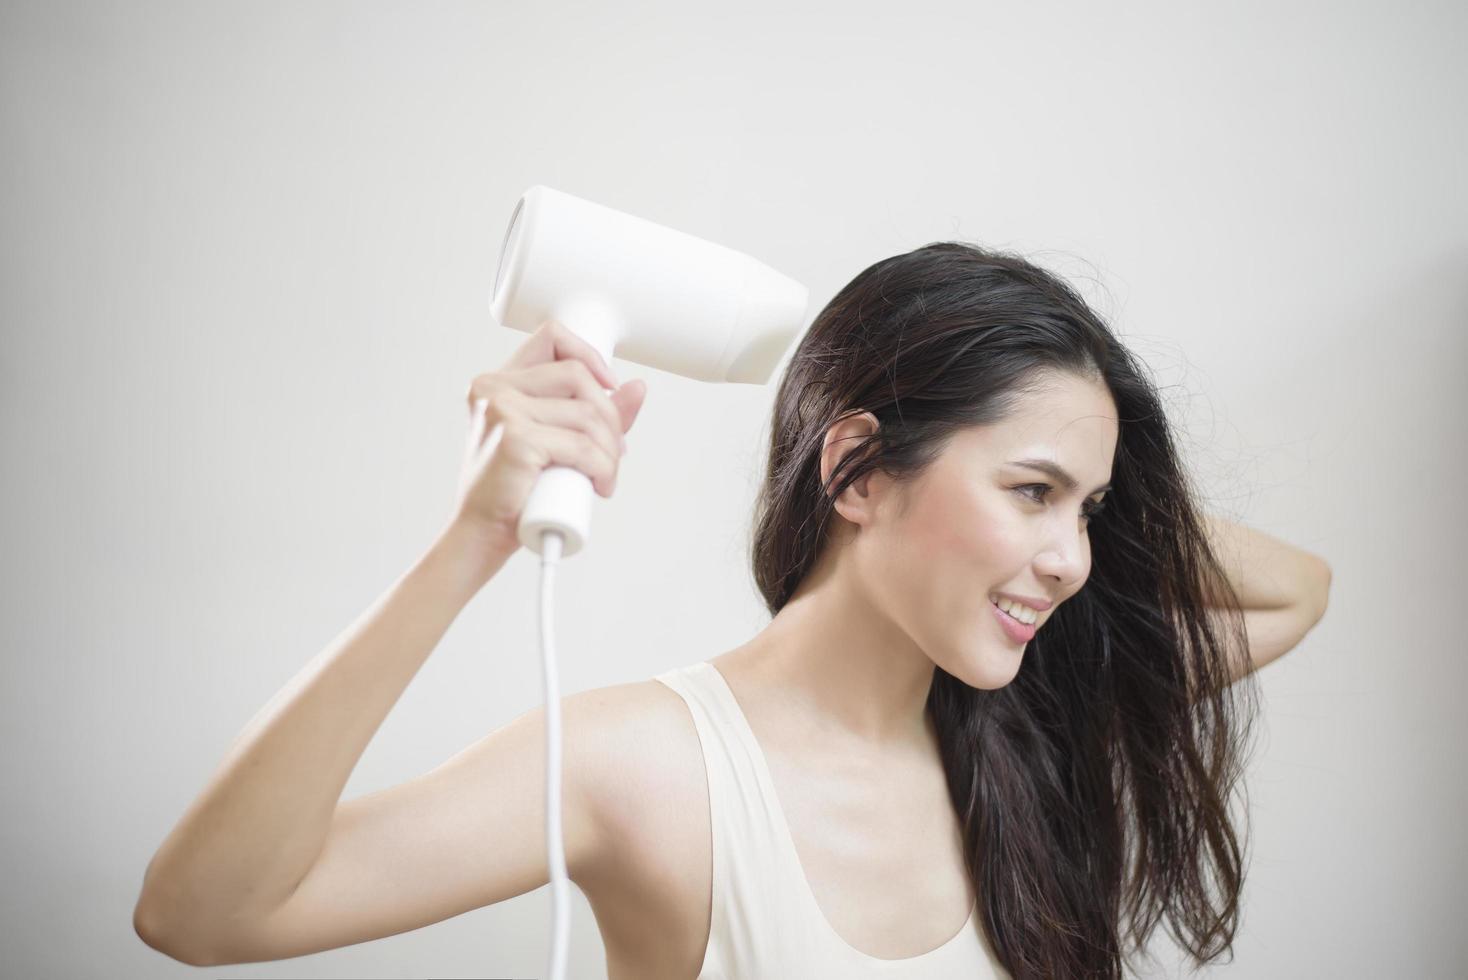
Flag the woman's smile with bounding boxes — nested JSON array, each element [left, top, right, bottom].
[[990, 597, 1038, 643]]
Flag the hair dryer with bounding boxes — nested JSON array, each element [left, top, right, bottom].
[[490, 184, 810, 558], [486, 185, 809, 980]]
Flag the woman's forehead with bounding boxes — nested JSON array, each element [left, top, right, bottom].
[[947, 385, 1119, 474]]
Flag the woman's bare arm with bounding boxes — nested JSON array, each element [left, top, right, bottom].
[[1199, 512, 1332, 682], [132, 517, 518, 963]]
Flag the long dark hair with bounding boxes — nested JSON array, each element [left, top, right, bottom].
[[748, 242, 1259, 978]]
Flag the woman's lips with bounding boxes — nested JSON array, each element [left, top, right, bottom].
[[990, 599, 1037, 644]]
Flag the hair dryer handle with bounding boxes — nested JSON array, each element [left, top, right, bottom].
[[517, 465, 594, 558], [516, 302, 621, 558]]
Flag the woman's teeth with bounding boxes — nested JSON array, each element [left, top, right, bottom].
[[993, 597, 1039, 624]]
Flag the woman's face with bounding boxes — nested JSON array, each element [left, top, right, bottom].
[[859, 371, 1120, 689]]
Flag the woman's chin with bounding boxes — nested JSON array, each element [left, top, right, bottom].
[[947, 644, 1025, 690]]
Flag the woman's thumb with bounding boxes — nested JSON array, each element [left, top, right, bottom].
[[613, 379, 647, 431]]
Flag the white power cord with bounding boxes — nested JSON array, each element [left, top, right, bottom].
[[538, 528, 570, 980]]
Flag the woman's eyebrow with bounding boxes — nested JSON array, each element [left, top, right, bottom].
[[1010, 458, 1112, 495]]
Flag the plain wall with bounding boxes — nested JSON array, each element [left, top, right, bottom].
[[2, 1, 1464, 976]]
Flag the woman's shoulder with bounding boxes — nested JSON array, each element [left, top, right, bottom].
[[570, 662, 705, 757], [567, 669, 715, 976], [567, 667, 711, 858]]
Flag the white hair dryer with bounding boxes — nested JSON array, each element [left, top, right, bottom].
[[490, 184, 810, 558], [486, 185, 809, 980]]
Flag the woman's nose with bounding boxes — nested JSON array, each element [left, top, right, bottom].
[[1034, 529, 1088, 586]]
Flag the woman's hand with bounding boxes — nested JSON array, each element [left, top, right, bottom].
[[452, 319, 647, 555]]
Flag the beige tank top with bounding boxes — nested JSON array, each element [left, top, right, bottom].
[[653, 661, 1011, 979]]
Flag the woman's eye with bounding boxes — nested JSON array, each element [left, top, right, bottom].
[[1015, 484, 1106, 523], [1016, 483, 1052, 503]]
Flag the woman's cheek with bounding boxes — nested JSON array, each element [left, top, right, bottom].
[[971, 504, 1025, 563]]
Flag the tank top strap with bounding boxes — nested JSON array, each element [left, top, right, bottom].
[[653, 661, 814, 976]]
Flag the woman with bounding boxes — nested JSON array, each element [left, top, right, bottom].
[[133, 242, 1332, 978]]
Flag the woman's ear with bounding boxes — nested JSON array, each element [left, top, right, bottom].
[[819, 411, 886, 527]]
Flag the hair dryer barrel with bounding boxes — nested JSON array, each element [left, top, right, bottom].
[[491, 185, 809, 385]]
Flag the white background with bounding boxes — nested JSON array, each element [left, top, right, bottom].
[[2, 1, 1463, 977]]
